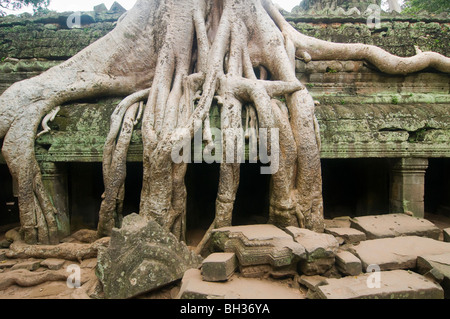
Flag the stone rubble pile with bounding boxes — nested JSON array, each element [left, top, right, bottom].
[[178, 214, 450, 299], [0, 213, 449, 299]]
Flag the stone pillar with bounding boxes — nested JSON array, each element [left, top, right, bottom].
[[390, 158, 428, 218], [40, 162, 70, 239], [437, 160, 450, 215]]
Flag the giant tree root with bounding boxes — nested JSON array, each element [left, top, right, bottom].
[[6, 229, 110, 262], [0, 0, 449, 246], [0, 269, 69, 290]]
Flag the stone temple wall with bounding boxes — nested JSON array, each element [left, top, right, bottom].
[[0, 9, 448, 161], [0, 7, 449, 222]]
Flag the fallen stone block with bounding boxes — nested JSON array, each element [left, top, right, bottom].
[[324, 217, 352, 229], [298, 275, 328, 291], [212, 225, 306, 278], [336, 251, 362, 276], [97, 214, 203, 299], [325, 227, 366, 244], [298, 275, 328, 299], [286, 227, 339, 275], [315, 270, 444, 299], [417, 253, 450, 298], [10, 260, 41, 271], [350, 236, 450, 271], [350, 214, 441, 240], [202, 253, 237, 282], [444, 228, 450, 243], [178, 269, 304, 299], [41, 258, 66, 271]]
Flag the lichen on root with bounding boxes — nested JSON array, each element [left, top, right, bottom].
[[0, 0, 449, 247]]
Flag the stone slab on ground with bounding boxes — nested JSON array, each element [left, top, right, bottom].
[[444, 228, 450, 243], [298, 275, 328, 291], [417, 253, 450, 298], [336, 251, 362, 276], [286, 227, 339, 275], [41, 259, 65, 271], [315, 270, 444, 299], [298, 275, 330, 299], [177, 269, 304, 299], [202, 253, 237, 282], [97, 214, 203, 299], [325, 227, 366, 244], [212, 225, 306, 277], [350, 214, 441, 240], [324, 217, 352, 229], [10, 260, 41, 271], [350, 236, 450, 271]]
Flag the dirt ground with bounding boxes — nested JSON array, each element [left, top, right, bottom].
[[0, 213, 449, 300]]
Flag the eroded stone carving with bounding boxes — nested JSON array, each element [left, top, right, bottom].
[[96, 214, 203, 299]]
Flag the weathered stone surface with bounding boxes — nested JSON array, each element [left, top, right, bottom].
[[325, 227, 366, 244], [417, 253, 450, 298], [336, 251, 362, 276], [298, 275, 328, 295], [324, 217, 352, 229], [286, 227, 339, 275], [350, 214, 441, 240], [212, 225, 306, 278], [178, 269, 304, 299], [315, 270, 444, 299], [350, 236, 450, 271], [97, 214, 203, 299], [444, 228, 450, 243], [10, 260, 41, 271], [41, 258, 66, 271], [201, 253, 237, 282]]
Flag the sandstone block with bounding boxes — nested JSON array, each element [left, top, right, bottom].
[[336, 251, 362, 276], [97, 214, 203, 299], [316, 270, 444, 299], [178, 269, 304, 299], [212, 225, 306, 278], [41, 258, 66, 270], [350, 214, 441, 240], [350, 236, 450, 271], [286, 227, 339, 275], [201, 253, 237, 282], [325, 227, 366, 244], [417, 253, 450, 298]]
